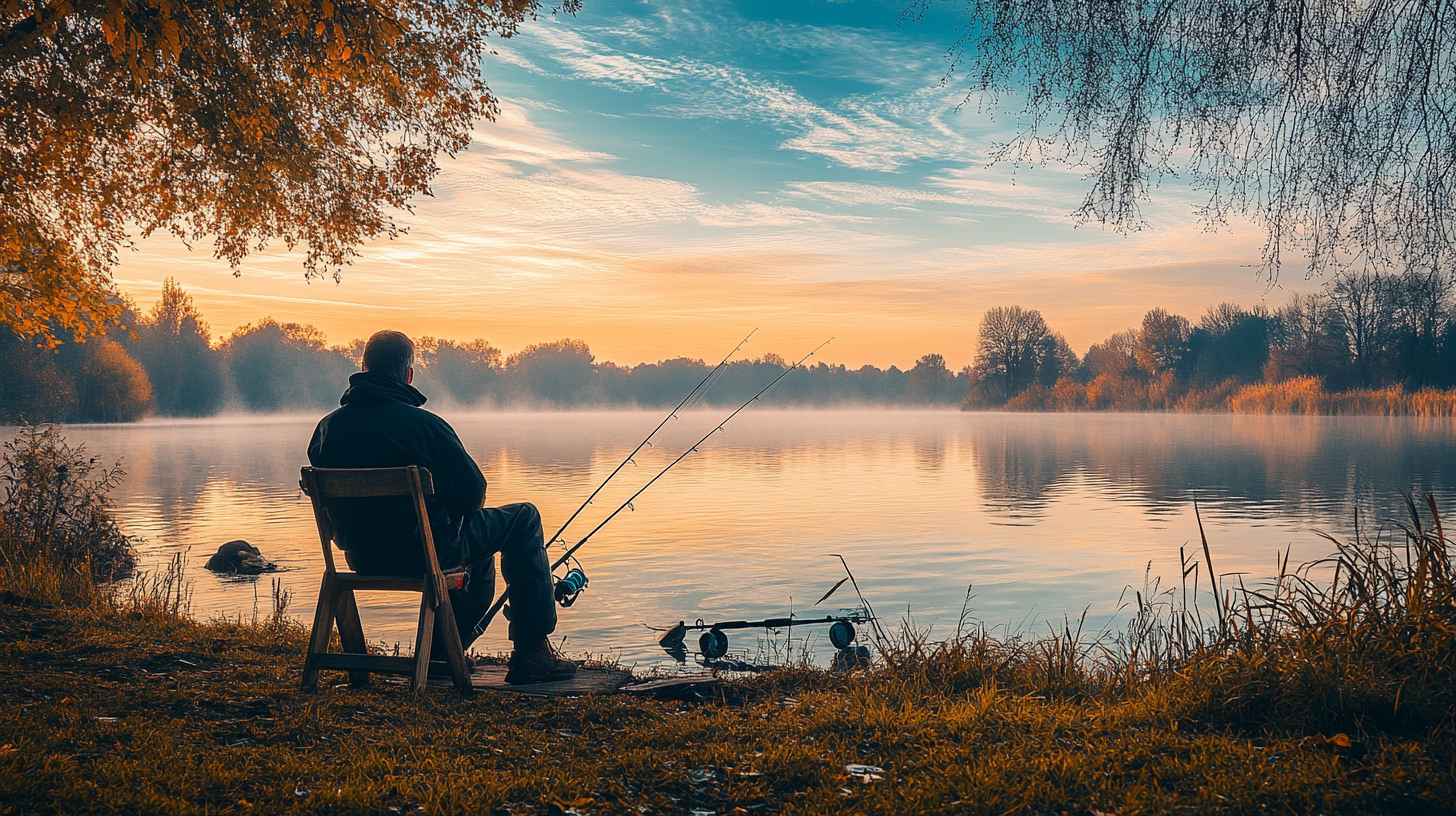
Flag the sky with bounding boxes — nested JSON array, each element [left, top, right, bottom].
[[113, 0, 1318, 369]]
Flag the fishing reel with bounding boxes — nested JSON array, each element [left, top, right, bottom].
[[553, 561, 589, 608], [657, 619, 730, 661], [699, 627, 729, 660]]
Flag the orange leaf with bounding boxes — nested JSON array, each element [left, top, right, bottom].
[[161, 19, 180, 61]]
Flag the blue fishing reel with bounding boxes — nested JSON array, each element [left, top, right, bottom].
[[554, 564, 589, 608]]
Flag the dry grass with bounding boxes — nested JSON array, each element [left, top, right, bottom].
[[1, 497, 1454, 814], [1198, 377, 1456, 415], [985, 375, 1456, 415]]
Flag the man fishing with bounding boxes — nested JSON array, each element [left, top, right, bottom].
[[307, 329, 576, 684]]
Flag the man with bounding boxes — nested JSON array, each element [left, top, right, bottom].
[[308, 329, 576, 684]]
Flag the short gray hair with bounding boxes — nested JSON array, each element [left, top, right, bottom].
[[362, 330, 415, 383]]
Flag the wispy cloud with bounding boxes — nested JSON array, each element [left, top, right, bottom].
[[503, 24, 973, 172], [786, 181, 970, 208]]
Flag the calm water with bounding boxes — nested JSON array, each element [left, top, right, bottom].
[[55, 410, 1456, 669]]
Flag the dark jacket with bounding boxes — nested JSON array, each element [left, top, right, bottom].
[[307, 372, 486, 574]]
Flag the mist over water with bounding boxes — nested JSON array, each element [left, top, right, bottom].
[[55, 410, 1456, 669]]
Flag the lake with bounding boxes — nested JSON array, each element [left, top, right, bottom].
[[54, 410, 1456, 670]]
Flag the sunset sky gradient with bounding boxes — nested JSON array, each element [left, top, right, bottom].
[[113, 0, 1318, 369]]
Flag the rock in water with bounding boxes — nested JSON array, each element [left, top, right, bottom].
[[204, 540, 277, 574], [237, 551, 277, 573]]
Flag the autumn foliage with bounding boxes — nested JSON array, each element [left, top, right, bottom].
[[2, 0, 546, 345], [968, 269, 1456, 414]]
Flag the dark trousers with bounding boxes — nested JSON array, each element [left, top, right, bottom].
[[436, 502, 556, 652]]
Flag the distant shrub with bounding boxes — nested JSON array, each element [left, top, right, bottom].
[[0, 425, 135, 579], [75, 339, 154, 422]]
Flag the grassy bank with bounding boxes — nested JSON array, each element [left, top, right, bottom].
[[2, 502, 1455, 815]]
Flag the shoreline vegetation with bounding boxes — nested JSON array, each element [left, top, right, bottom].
[[7, 278, 1456, 423], [988, 375, 1456, 416], [2, 428, 1455, 813]]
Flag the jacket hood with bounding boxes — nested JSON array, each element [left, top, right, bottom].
[[339, 371, 427, 408]]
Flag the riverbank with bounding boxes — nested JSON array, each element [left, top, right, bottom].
[[2, 538, 1454, 816]]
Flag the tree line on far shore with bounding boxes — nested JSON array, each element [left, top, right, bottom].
[[8, 270, 1456, 424], [968, 268, 1456, 413], [0, 280, 967, 423]]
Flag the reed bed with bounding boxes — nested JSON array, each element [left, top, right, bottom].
[[1225, 377, 1456, 416], [995, 374, 1456, 415]]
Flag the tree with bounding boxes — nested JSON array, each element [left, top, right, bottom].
[[1327, 270, 1396, 386], [1136, 308, 1192, 376], [1035, 332, 1079, 386], [2, 0, 553, 345], [973, 305, 1054, 402], [1388, 269, 1452, 386], [72, 339, 153, 423], [1267, 292, 1354, 387], [1187, 303, 1273, 384], [132, 278, 225, 416], [927, 0, 1456, 278], [0, 325, 152, 422], [1081, 329, 1140, 382], [623, 357, 712, 407], [425, 339, 503, 406], [506, 339, 595, 406], [0, 331, 76, 422], [222, 318, 352, 411], [908, 353, 955, 404]]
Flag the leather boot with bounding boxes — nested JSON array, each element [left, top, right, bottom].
[[505, 639, 577, 684]]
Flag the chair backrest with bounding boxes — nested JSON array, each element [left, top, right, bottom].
[[299, 466, 440, 580], [302, 467, 436, 499]]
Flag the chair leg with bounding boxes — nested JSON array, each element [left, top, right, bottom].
[[411, 593, 435, 692], [434, 594, 475, 693], [302, 573, 338, 690], [334, 589, 372, 688]]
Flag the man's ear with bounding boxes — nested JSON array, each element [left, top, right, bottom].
[[406, 367, 414, 385]]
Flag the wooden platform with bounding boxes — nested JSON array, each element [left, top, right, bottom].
[[463, 664, 634, 696], [407, 664, 718, 698]]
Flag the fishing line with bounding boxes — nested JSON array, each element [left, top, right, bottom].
[[544, 329, 756, 549], [477, 337, 833, 634]]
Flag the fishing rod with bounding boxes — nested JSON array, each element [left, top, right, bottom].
[[544, 329, 756, 549], [654, 555, 881, 667], [478, 338, 833, 632], [657, 613, 876, 660]]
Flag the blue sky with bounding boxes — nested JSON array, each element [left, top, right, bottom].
[[114, 0, 1307, 368]]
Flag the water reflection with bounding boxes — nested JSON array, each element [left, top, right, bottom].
[[49, 410, 1455, 667], [967, 413, 1453, 522]]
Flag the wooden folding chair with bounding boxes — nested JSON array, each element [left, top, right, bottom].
[[298, 466, 473, 693]]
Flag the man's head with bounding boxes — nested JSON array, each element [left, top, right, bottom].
[[362, 330, 415, 384]]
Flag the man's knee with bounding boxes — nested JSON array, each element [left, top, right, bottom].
[[493, 502, 544, 551], [509, 502, 543, 535]]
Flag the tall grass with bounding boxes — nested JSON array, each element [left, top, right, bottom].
[[112, 552, 192, 618], [990, 374, 1456, 415], [1225, 377, 1456, 415], [874, 495, 1455, 734]]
